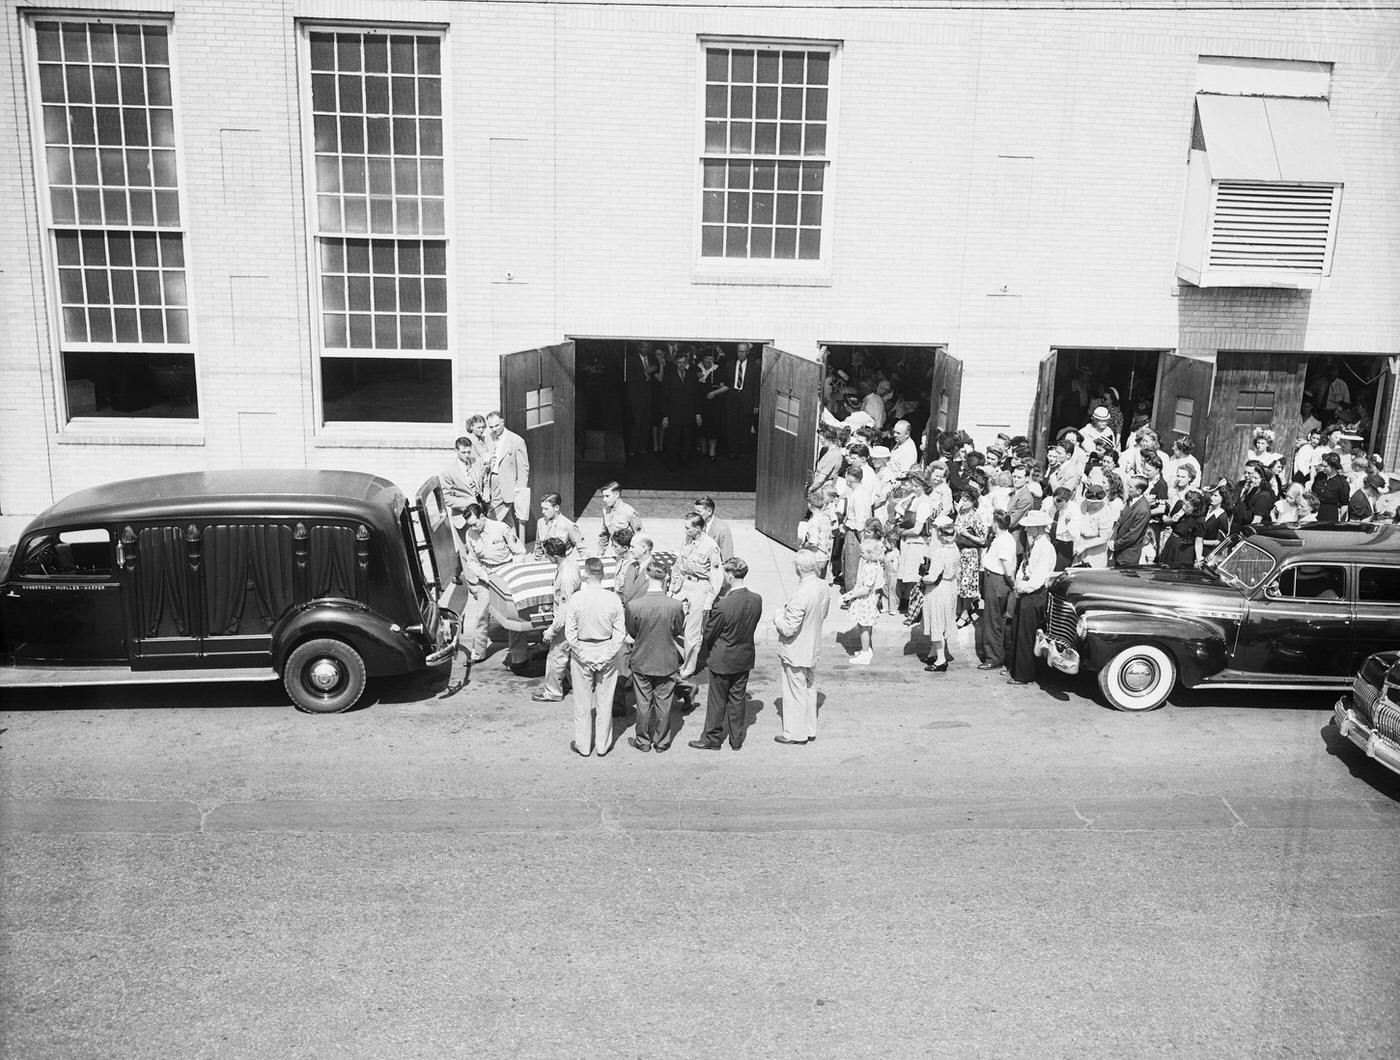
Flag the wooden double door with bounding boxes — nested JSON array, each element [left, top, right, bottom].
[[755, 346, 963, 549]]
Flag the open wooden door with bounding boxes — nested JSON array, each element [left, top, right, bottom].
[[1152, 354, 1215, 460], [922, 349, 965, 454], [1203, 351, 1306, 484], [500, 341, 575, 539], [1028, 351, 1058, 459], [1369, 359, 1396, 458], [755, 345, 823, 550]]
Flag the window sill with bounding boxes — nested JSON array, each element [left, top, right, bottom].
[[691, 265, 832, 288], [314, 426, 452, 450], [58, 421, 206, 447]]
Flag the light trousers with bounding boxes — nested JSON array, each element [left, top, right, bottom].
[[779, 662, 819, 741], [542, 629, 570, 696], [571, 657, 618, 754], [677, 582, 710, 678]]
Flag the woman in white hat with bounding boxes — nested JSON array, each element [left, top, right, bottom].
[[917, 515, 962, 673], [1079, 405, 1118, 455]]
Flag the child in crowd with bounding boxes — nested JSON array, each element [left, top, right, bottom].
[[840, 531, 886, 666]]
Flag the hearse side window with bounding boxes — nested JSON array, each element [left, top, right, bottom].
[[1272, 564, 1346, 601], [18, 528, 113, 578], [1357, 566, 1400, 604]]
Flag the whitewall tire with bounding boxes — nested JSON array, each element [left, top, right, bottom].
[[1097, 644, 1176, 712]]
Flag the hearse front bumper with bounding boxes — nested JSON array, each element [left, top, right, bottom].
[[423, 606, 461, 665]]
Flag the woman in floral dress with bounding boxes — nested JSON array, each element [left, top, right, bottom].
[[951, 488, 985, 627]]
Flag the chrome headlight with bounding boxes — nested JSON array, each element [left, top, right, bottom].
[[1075, 615, 1088, 639]]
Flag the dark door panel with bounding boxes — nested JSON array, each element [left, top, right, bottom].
[[2, 527, 125, 663], [1353, 564, 1400, 669], [1235, 564, 1353, 678], [755, 345, 823, 549], [501, 341, 575, 542]]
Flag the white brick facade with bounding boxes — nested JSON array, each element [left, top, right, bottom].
[[2, 0, 1398, 517]]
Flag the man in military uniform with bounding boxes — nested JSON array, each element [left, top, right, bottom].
[[669, 511, 723, 693]]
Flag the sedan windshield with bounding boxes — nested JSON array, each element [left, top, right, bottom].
[[1211, 539, 1275, 593]]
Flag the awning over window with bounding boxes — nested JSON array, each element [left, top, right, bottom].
[[1195, 94, 1343, 183]]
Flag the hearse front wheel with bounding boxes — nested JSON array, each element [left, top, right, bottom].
[[1098, 644, 1176, 712], [284, 638, 366, 714]]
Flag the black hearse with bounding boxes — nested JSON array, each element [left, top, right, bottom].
[[0, 470, 460, 712]]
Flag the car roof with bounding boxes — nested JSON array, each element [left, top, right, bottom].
[[1241, 522, 1400, 564], [24, 469, 405, 533]]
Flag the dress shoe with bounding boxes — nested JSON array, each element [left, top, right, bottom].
[[774, 735, 808, 745], [531, 691, 563, 702], [627, 736, 652, 752], [569, 741, 588, 757], [976, 662, 999, 670], [688, 739, 722, 750], [925, 660, 948, 673], [1005, 677, 1030, 685], [654, 740, 672, 752]]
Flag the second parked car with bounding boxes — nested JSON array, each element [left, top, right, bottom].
[[1037, 523, 1400, 711]]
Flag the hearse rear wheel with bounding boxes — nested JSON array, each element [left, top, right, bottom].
[[1098, 644, 1176, 712], [284, 638, 366, 714]]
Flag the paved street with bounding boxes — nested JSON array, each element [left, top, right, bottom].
[[3, 524, 1399, 1058]]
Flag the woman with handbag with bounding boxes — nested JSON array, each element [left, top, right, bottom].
[[896, 469, 936, 618], [917, 515, 962, 673]]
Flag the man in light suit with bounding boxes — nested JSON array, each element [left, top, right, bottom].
[[693, 495, 734, 562], [485, 410, 531, 543], [773, 549, 831, 745], [1111, 476, 1152, 567], [440, 436, 484, 530], [625, 559, 687, 752], [690, 557, 763, 751]]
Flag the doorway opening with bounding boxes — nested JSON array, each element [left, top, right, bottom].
[[570, 337, 768, 516], [820, 344, 951, 454], [1046, 348, 1165, 446], [1299, 353, 1392, 452]]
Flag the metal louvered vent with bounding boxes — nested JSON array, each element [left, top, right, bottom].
[[1208, 182, 1336, 273]]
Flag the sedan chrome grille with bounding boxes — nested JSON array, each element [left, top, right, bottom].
[[1350, 673, 1382, 725], [1373, 697, 1400, 746], [1046, 595, 1078, 647]]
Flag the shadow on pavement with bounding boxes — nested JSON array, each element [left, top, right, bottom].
[[1319, 721, 1400, 803]]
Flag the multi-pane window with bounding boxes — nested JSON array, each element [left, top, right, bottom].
[[1235, 389, 1275, 427], [774, 391, 801, 435], [29, 19, 196, 420], [305, 28, 450, 424], [525, 387, 555, 430], [1172, 397, 1195, 437], [700, 43, 833, 262]]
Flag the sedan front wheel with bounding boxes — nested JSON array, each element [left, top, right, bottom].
[[1098, 644, 1176, 712]]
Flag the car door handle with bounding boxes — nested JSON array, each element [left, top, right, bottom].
[[5, 590, 18, 598]]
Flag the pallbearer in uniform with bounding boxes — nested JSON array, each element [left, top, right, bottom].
[[670, 512, 724, 691], [597, 481, 644, 557]]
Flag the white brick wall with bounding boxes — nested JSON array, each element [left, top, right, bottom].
[[2, 1, 1398, 518]]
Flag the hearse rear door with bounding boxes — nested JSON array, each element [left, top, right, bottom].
[[3, 527, 126, 662], [411, 478, 461, 595]]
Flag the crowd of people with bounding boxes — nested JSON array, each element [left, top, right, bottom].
[[435, 413, 829, 756], [431, 378, 1397, 753], [615, 340, 764, 468], [802, 373, 1400, 686]]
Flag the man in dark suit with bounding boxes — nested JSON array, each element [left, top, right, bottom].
[[723, 342, 760, 458], [1349, 472, 1385, 521], [624, 558, 686, 752], [1111, 476, 1152, 567], [624, 342, 656, 457], [690, 557, 763, 751], [661, 351, 702, 470]]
